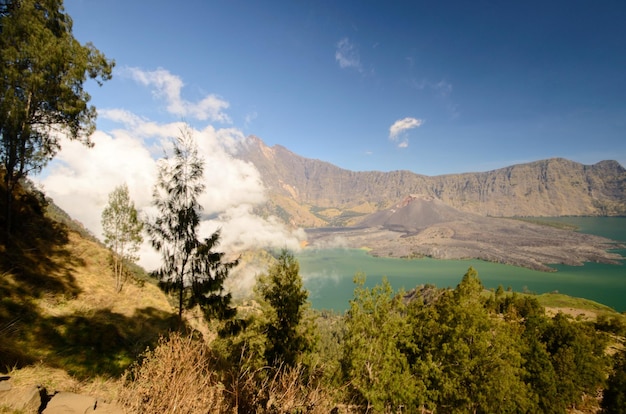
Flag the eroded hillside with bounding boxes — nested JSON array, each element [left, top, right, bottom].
[[237, 136, 626, 227]]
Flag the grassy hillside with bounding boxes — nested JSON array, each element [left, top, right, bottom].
[[0, 181, 177, 391]]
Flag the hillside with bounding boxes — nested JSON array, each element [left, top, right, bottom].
[[0, 183, 177, 381], [1, 181, 625, 413], [237, 136, 626, 227]]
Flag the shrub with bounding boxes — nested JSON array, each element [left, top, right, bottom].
[[118, 332, 226, 413]]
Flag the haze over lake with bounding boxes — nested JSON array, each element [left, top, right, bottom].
[[299, 217, 626, 312]]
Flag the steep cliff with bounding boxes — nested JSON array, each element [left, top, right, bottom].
[[237, 136, 626, 227]]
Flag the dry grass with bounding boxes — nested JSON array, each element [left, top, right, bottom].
[[115, 332, 337, 413], [117, 332, 226, 414], [253, 364, 335, 413]]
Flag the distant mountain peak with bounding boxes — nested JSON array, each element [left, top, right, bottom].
[[236, 138, 626, 226]]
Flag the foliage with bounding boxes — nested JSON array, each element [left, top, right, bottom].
[[602, 348, 626, 414], [408, 267, 532, 413], [342, 275, 421, 412], [255, 249, 315, 367], [146, 127, 237, 324], [0, 0, 113, 233], [540, 312, 608, 411], [101, 183, 143, 292]]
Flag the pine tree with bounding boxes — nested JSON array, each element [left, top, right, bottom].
[[409, 267, 531, 412], [342, 275, 423, 412], [255, 249, 313, 367], [602, 348, 626, 414], [147, 126, 237, 325]]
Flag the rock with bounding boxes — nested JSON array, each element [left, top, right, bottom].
[[43, 392, 96, 413], [87, 400, 126, 413], [0, 376, 11, 392], [43, 392, 125, 414], [0, 382, 44, 413]]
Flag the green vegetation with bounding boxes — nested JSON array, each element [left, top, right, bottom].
[[1, 184, 625, 412], [0, 0, 113, 235], [510, 216, 580, 231], [255, 250, 314, 367], [1, 3, 624, 412], [146, 127, 238, 324], [101, 183, 143, 292], [309, 205, 366, 226]]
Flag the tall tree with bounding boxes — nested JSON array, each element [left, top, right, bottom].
[[101, 183, 143, 292], [602, 348, 626, 414], [147, 127, 237, 324], [408, 267, 531, 412], [0, 0, 114, 234], [255, 249, 313, 367], [342, 275, 422, 412]]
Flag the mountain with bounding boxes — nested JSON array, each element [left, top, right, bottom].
[[237, 136, 626, 227]]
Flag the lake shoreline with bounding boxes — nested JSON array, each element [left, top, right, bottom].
[[300, 217, 626, 313]]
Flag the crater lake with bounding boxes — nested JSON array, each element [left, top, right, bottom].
[[298, 217, 626, 312]]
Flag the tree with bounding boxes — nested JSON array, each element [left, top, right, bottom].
[[342, 275, 422, 412], [147, 127, 237, 324], [602, 348, 626, 414], [255, 249, 313, 367], [407, 267, 532, 412], [101, 183, 143, 292], [0, 0, 114, 234], [541, 312, 608, 411]]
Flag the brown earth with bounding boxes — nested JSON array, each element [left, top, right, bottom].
[[305, 194, 625, 271]]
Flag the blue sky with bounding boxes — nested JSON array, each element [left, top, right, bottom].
[[62, 0, 626, 176]]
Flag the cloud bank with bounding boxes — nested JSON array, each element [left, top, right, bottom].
[[37, 68, 303, 280], [389, 117, 424, 148]]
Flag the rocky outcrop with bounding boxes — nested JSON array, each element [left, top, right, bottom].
[[237, 136, 626, 227], [0, 376, 124, 414]]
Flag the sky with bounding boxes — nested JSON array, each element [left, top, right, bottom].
[[34, 0, 626, 275]]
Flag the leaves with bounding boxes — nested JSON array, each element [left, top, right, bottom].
[[146, 127, 236, 325], [0, 0, 114, 209], [101, 183, 143, 292], [255, 249, 314, 367]]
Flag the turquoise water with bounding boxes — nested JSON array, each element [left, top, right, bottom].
[[298, 217, 626, 312]]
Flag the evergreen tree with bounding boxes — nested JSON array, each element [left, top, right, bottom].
[[602, 348, 626, 414], [521, 315, 560, 413], [147, 127, 237, 324], [101, 183, 143, 292], [408, 267, 531, 412], [542, 312, 608, 411], [255, 249, 313, 367], [0, 0, 114, 234], [342, 275, 423, 412]]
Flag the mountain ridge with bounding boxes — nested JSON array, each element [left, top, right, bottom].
[[237, 136, 626, 227]]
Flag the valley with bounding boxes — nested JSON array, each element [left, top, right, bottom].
[[237, 137, 626, 272]]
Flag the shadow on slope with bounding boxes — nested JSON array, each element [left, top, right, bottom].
[[0, 179, 178, 379]]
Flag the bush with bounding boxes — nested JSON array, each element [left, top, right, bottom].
[[118, 332, 226, 413]]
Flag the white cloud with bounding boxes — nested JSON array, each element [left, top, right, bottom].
[[37, 106, 304, 273], [125, 67, 232, 123], [389, 117, 424, 148], [335, 37, 362, 72]]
